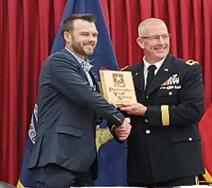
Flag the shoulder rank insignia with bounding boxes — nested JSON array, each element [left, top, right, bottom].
[[120, 65, 129, 71], [185, 60, 199, 66]]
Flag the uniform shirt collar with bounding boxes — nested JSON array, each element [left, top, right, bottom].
[[143, 56, 167, 76]]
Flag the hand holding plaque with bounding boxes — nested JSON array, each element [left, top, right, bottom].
[[99, 70, 137, 107]]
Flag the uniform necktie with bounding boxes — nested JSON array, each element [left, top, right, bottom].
[[146, 65, 156, 90]]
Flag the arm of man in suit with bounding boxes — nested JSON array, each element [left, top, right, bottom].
[[49, 52, 131, 137]]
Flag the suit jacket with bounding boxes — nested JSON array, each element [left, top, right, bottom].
[[123, 53, 205, 184], [28, 48, 125, 180]]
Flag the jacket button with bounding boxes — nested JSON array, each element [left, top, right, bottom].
[[144, 118, 148, 123], [189, 137, 193, 141], [145, 129, 151, 134], [146, 96, 149, 99]]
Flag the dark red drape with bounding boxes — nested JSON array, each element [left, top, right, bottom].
[[0, 0, 211, 185], [0, 0, 67, 184]]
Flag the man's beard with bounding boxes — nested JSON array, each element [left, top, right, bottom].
[[71, 40, 94, 57]]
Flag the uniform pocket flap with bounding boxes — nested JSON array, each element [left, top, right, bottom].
[[170, 125, 201, 143], [158, 89, 177, 97], [56, 125, 83, 138]]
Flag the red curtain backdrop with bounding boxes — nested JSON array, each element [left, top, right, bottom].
[[0, 0, 211, 185]]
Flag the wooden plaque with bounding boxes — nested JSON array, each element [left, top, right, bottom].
[[99, 70, 137, 107]]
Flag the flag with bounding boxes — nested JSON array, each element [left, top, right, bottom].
[[199, 103, 212, 184], [50, 0, 119, 75], [17, 103, 38, 187], [17, 0, 127, 186]]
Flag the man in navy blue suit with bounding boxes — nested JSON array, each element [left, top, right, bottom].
[[28, 13, 131, 188]]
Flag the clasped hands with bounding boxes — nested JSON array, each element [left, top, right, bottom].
[[114, 117, 131, 141], [114, 102, 147, 141]]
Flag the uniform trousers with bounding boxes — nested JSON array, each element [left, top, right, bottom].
[[128, 175, 198, 187]]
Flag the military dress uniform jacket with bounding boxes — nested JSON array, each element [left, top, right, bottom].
[[28, 48, 125, 180], [123, 53, 205, 184]]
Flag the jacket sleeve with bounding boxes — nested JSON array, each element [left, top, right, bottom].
[[48, 52, 125, 126]]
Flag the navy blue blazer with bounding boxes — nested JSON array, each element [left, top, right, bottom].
[[28, 48, 125, 179]]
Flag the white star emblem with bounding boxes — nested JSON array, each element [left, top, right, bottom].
[[114, 75, 123, 82]]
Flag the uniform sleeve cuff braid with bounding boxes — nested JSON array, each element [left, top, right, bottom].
[[161, 105, 170, 126]]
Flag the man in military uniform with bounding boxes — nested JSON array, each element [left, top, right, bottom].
[[118, 18, 205, 187]]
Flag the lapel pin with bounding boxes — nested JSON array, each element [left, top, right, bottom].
[[164, 68, 169, 72]]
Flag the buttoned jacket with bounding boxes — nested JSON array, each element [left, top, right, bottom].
[[28, 48, 125, 180], [123, 53, 205, 184]]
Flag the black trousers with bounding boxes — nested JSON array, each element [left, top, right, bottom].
[[128, 175, 198, 187], [32, 163, 94, 188]]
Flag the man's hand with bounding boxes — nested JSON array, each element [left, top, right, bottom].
[[120, 103, 147, 116], [115, 117, 131, 141]]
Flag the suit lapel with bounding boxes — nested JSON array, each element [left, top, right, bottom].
[[61, 48, 91, 82], [89, 71, 99, 91], [146, 54, 175, 95]]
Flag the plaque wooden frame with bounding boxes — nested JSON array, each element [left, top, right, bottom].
[[99, 70, 137, 107]]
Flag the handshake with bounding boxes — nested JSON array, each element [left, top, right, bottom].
[[112, 102, 148, 141], [114, 117, 131, 141], [110, 102, 147, 141]]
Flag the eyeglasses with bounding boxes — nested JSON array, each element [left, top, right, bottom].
[[140, 34, 171, 42]]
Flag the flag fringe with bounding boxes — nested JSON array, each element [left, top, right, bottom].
[[202, 168, 212, 185], [16, 179, 24, 188]]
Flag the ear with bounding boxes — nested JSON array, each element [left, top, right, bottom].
[[136, 37, 144, 49], [63, 31, 71, 43]]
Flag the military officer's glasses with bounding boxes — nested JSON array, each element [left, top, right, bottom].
[[140, 34, 171, 42]]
